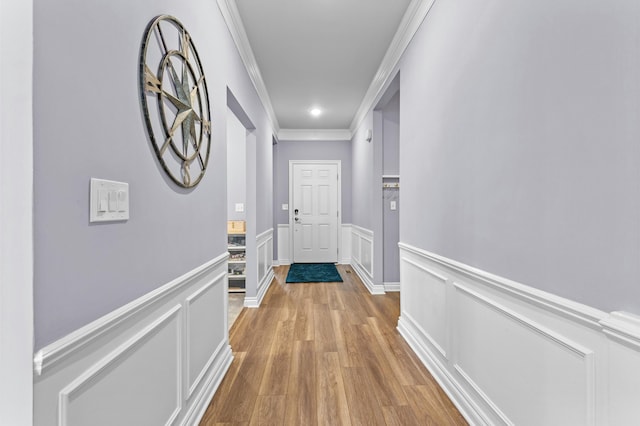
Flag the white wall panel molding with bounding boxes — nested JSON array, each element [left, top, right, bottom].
[[185, 272, 227, 399], [399, 311, 447, 360], [600, 311, 640, 350], [397, 312, 487, 425], [216, 0, 279, 133], [350, 0, 438, 133], [454, 282, 596, 425], [401, 257, 449, 357], [277, 224, 291, 265], [58, 306, 183, 426], [351, 225, 384, 294], [340, 224, 352, 264], [246, 229, 275, 308], [398, 243, 606, 329], [34, 253, 228, 376], [600, 312, 640, 424], [34, 255, 232, 426], [454, 282, 595, 359], [398, 242, 640, 425], [245, 268, 275, 308]]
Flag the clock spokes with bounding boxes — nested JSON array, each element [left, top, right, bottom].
[[140, 15, 211, 188]]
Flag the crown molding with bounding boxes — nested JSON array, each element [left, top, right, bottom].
[[216, 0, 280, 134], [278, 129, 353, 141], [349, 0, 438, 133]]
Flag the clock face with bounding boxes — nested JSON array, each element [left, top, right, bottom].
[[139, 15, 211, 188]]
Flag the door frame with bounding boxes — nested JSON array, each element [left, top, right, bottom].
[[1, 0, 34, 423], [288, 160, 342, 263]]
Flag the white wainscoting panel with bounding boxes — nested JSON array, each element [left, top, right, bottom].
[[277, 224, 291, 265], [397, 242, 640, 425], [340, 224, 352, 264], [34, 254, 233, 426], [60, 306, 182, 426], [350, 225, 384, 295], [402, 258, 448, 358], [600, 312, 640, 424], [245, 229, 274, 308], [185, 273, 226, 399]]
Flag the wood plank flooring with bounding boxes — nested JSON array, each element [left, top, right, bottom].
[[200, 265, 467, 426]]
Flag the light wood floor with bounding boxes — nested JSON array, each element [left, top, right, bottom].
[[201, 265, 467, 425]]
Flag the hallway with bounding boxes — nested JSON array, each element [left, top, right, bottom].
[[200, 265, 466, 425]]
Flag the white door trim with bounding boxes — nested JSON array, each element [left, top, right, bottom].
[[0, 0, 34, 423], [288, 160, 342, 263]]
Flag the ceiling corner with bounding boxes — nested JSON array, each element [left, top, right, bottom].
[[278, 129, 353, 142], [349, 0, 438, 134], [216, 0, 280, 133]]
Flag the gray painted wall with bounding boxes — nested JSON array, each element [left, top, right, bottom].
[[227, 108, 246, 221], [272, 142, 280, 259], [273, 140, 352, 226], [382, 92, 400, 283], [33, 0, 273, 348], [351, 119, 374, 231], [389, 0, 640, 314], [383, 92, 400, 176]]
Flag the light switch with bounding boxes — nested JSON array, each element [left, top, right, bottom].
[[108, 190, 117, 212], [90, 178, 129, 223], [98, 190, 108, 212], [235, 203, 244, 212], [390, 201, 397, 211], [117, 190, 127, 212], [282, 204, 288, 211]]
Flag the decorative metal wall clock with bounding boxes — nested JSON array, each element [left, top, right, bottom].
[[139, 15, 211, 188]]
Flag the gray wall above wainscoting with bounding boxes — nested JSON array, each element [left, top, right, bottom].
[[33, 0, 273, 349], [273, 139, 352, 226], [394, 0, 640, 314]]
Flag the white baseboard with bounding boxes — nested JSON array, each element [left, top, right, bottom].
[[180, 343, 233, 426], [398, 312, 488, 424], [340, 224, 352, 264], [277, 224, 290, 265], [384, 282, 400, 292], [398, 242, 640, 425], [245, 267, 274, 308], [33, 254, 233, 426], [246, 230, 275, 308]]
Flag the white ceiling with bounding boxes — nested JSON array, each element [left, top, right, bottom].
[[233, 0, 412, 131]]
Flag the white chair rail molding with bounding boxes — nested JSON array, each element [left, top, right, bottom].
[[32, 254, 233, 426], [397, 243, 640, 426]]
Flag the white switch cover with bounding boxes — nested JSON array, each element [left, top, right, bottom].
[[282, 204, 288, 211], [390, 201, 397, 211], [90, 178, 129, 222], [235, 203, 244, 212]]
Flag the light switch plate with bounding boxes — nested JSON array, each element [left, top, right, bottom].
[[90, 178, 129, 222], [390, 201, 397, 211], [235, 203, 245, 212], [282, 204, 288, 211]]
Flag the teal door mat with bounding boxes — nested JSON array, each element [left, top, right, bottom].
[[285, 263, 343, 283]]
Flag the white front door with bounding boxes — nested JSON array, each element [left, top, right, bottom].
[[291, 162, 339, 263]]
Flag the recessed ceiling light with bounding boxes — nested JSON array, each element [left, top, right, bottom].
[[309, 108, 322, 117]]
